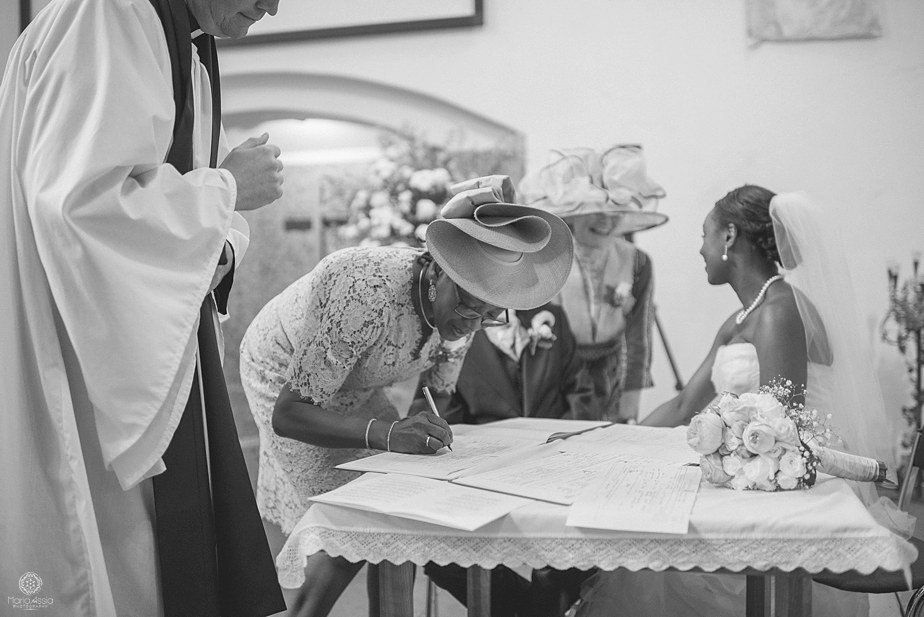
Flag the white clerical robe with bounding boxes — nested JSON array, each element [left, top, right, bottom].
[[0, 0, 247, 614]]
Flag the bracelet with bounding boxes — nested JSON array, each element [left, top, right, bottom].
[[386, 421, 398, 453], [364, 418, 377, 449]]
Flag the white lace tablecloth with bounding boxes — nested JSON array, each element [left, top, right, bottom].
[[277, 425, 917, 588]]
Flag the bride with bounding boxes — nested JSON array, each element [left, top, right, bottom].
[[577, 185, 898, 617]]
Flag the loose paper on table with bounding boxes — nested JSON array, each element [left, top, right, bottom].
[[566, 461, 702, 534], [309, 472, 531, 531]]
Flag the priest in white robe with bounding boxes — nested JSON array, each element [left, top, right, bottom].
[[0, 0, 286, 615]]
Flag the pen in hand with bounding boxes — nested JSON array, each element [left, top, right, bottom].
[[421, 386, 453, 451]]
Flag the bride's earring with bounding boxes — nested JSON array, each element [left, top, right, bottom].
[[428, 278, 437, 303], [721, 245, 728, 262]]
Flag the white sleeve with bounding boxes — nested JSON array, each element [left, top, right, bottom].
[[20, 0, 236, 487]]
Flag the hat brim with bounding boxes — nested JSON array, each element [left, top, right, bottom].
[[531, 198, 669, 236], [427, 210, 574, 310]]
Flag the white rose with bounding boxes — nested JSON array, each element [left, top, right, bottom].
[[687, 412, 726, 455], [736, 392, 761, 416], [729, 419, 748, 438], [701, 453, 732, 485], [742, 421, 777, 454], [722, 452, 746, 476], [770, 417, 800, 446], [753, 393, 785, 420], [744, 455, 779, 486], [776, 474, 798, 490], [729, 472, 752, 491], [719, 396, 750, 426], [723, 431, 742, 452], [778, 450, 807, 479]]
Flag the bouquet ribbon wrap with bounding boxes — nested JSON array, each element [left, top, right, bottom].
[[813, 446, 887, 483]]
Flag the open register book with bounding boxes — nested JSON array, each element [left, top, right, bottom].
[[327, 418, 701, 532]]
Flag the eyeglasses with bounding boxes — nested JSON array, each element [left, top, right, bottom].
[[451, 284, 509, 328]]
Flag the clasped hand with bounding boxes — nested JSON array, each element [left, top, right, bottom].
[[386, 412, 453, 454]]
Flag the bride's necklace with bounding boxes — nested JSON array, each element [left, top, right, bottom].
[[735, 275, 783, 325], [417, 264, 436, 331]]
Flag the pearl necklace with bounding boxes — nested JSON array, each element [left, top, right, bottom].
[[417, 264, 436, 330], [735, 275, 783, 325]]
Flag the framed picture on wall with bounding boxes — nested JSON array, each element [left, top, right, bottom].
[[220, 0, 483, 47]]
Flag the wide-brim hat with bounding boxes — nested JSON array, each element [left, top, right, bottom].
[[426, 175, 573, 310], [518, 145, 668, 235]]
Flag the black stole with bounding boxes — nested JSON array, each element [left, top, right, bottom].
[[146, 1, 285, 615]]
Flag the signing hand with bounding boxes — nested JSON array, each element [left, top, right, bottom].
[[386, 412, 453, 454], [220, 132, 283, 212]]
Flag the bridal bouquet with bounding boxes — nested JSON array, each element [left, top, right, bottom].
[[687, 379, 886, 491]]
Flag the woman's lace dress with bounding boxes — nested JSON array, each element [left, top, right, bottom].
[[240, 246, 470, 534], [575, 342, 867, 617]]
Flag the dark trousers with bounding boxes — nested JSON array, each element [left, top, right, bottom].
[[424, 562, 594, 617]]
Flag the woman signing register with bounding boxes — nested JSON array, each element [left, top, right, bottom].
[[240, 174, 572, 616]]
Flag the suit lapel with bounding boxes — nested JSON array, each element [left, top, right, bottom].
[[467, 332, 522, 414]]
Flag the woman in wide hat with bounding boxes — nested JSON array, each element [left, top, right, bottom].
[[240, 174, 572, 616], [520, 144, 667, 422]]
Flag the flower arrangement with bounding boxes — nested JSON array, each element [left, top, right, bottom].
[[527, 310, 558, 354], [338, 134, 454, 248], [688, 379, 885, 491]]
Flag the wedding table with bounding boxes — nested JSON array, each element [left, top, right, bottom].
[[276, 421, 916, 617]]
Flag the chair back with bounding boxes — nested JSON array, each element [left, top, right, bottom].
[[898, 428, 924, 511]]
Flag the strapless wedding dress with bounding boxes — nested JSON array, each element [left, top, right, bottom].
[[575, 343, 867, 617]]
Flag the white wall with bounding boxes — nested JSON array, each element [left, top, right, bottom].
[[3, 1, 921, 420], [220, 0, 924, 419]]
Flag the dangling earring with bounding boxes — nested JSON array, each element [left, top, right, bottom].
[[428, 278, 437, 302], [721, 245, 728, 262]]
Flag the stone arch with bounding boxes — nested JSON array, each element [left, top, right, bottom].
[[221, 71, 524, 155]]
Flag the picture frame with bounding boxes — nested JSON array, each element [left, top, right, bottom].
[[220, 0, 483, 47]]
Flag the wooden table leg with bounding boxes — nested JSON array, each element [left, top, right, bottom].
[[771, 572, 812, 617], [746, 574, 770, 617], [746, 572, 812, 617], [378, 560, 415, 617], [466, 566, 491, 617]]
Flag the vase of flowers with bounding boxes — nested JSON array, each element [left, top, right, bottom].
[[337, 134, 455, 248]]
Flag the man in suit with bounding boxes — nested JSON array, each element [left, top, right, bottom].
[[440, 303, 594, 424], [415, 302, 594, 617]]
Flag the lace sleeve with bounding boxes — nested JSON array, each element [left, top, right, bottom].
[[285, 263, 390, 403], [420, 334, 474, 394]]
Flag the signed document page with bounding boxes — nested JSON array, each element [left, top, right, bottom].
[[566, 461, 702, 534], [453, 447, 624, 505], [309, 473, 531, 531], [335, 433, 540, 480]]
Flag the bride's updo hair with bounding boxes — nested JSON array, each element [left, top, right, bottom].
[[714, 184, 780, 266]]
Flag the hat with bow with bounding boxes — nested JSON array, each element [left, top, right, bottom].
[[518, 144, 668, 235], [425, 175, 573, 310]]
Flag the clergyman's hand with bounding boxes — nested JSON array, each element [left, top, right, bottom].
[[220, 132, 283, 212]]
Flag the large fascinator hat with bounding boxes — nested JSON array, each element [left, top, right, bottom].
[[425, 175, 574, 310], [518, 144, 668, 235]]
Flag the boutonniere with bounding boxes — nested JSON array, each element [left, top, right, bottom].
[[527, 310, 557, 355], [604, 282, 633, 308]]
